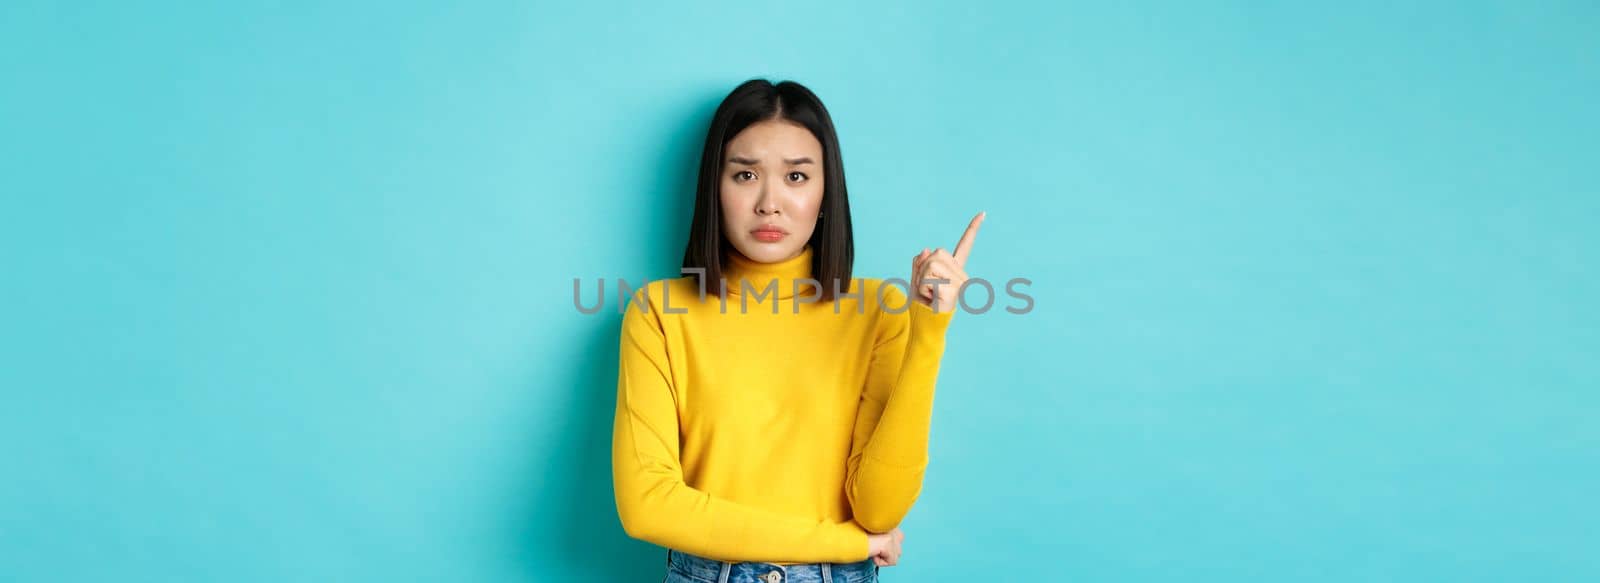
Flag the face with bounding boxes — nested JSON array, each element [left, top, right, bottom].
[[719, 119, 825, 263]]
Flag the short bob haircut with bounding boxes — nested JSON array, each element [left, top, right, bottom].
[[681, 78, 855, 302]]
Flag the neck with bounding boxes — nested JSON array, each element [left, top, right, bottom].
[[723, 245, 817, 300]]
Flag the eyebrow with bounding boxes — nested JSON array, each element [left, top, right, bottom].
[[727, 156, 815, 166]]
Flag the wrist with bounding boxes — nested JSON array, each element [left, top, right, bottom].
[[910, 299, 955, 332]]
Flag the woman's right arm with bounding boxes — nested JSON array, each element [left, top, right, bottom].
[[611, 283, 871, 564]]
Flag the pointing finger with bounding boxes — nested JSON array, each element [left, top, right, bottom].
[[952, 211, 985, 266]]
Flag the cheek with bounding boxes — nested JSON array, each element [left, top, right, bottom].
[[801, 182, 825, 213], [718, 179, 744, 210]]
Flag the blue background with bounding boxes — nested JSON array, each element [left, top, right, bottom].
[[3, 1, 1596, 581]]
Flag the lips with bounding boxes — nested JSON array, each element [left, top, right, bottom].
[[751, 225, 788, 242]]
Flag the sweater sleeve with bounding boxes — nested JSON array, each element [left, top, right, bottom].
[[844, 283, 956, 533], [611, 284, 872, 564]]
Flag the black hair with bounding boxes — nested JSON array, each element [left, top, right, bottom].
[[681, 78, 855, 302]]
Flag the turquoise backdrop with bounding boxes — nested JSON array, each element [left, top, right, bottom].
[[2, 1, 1596, 581]]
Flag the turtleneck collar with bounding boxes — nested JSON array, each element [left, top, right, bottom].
[[723, 244, 818, 300]]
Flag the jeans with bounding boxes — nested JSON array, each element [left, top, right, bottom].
[[663, 548, 880, 583]]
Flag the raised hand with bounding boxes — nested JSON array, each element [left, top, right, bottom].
[[911, 212, 985, 313]]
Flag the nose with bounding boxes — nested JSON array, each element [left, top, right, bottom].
[[755, 188, 780, 216]]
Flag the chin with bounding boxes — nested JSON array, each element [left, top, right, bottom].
[[731, 239, 802, 262]]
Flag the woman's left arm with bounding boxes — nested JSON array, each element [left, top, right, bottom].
[[843, 213, 983, 533], [844, 294, 954, 533]]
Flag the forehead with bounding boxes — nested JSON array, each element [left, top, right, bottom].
[[725, 120, 822, 159]]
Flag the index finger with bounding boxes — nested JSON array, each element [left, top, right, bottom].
[[952, 211, 985, 266]]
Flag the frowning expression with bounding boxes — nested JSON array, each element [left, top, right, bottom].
[[719, 119, 825, 263]]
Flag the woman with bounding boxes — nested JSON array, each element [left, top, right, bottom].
[[612, 78, 982, 583]]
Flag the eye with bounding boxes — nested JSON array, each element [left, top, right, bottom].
[[787, 171, 808, 183], [732, 170, 755, 182]]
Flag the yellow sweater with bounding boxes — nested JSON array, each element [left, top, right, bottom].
[[611, 244, 955, 565]]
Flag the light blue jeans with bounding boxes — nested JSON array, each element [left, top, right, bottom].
[[663, 548, 880, 583]]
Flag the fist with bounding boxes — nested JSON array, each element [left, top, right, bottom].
[[867, 527, 905, 567]]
